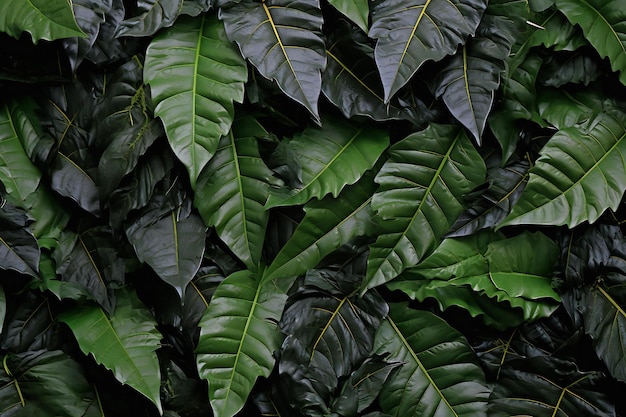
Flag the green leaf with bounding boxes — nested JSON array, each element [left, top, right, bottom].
[[0, 0, 85, 43], [195, 116, 276, 270], [115, 0, 184, 37], [59, 287, 163, 414], [264, 171, 378, 287], [364, 124, 486, 291], [0, 202, 40, 278], [144, 14, 248, 188], [555, 0, 626, 85], [0, 287, 5, 335], [327, 0, 369, 33], [374, 303, 489, 417], [266, 116, 388, 208], [537, 87, 606, 130], [500, 109, 626, 228], [220, 0, 325, 120], [369, 0, 487, 101], [196, 270, 287, 417], [126, 208, 207, 299]]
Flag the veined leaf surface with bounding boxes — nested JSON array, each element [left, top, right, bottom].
[[144, 14, 248, 188], [220, 0, 325, 120], [369, 0, 487, 101], [196, 270, 287, 417], [364, 124, 486, 291]]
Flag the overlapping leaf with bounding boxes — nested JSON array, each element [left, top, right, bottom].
[[374, 303, 490, 417], [266, 116, 388, 208], [59, 287, 163, 414], [327, 0, 369, 33], [196, 270, 287, 417], [555, 0, 626, 85], [144, 14, 248, 188], [116, 0, 184, 37], [500, 109, 626, 228], [195, 116, 276, 270], [0, 201, 39, 278], [220, 0, 325, 120], [0, 0, 85, 43], [369, 0, 487, 101], [364, 124, 486, 291]]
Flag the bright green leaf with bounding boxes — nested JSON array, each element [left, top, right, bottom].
[[327, 0, 369, 33]]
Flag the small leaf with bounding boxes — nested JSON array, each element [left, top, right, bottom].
[[327, 0, 369, 33], [59, 287, 163, 414]]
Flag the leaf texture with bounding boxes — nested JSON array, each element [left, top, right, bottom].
[[364, 124, 486, 291], [196, 270, 287, 417], [220, 0, 325, 120], [59, 287, 163, 414], [195, 116, 276, 270], [500, 109, 626, 228], [369, 0, 487, 101], [327, 0, 369, 33], [115, 0, 184, 37], [374, 303, 489, 417], [144, 14, 248, 188]]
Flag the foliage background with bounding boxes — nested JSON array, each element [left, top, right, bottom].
[[0, 0, 625, 416]]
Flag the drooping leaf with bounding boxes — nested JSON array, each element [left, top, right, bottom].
[[59, 287, 163, 414], [369, 0, 487, 101], [364, 124, 486, 291], [0, 201, 40, 278], [266, 116, 388, 208], [499, 109, 626, 228], [116, 0, 184, 37], [555, 0, 626, 86], [0, 0, 85, 43], [263, 171, 378, 287], [327, 0, 369, 33], [195, 116, 276, 270], [62, 0, 109, 71], [196, 270, 287, 417], [0, 350, 98, 417], [126, 206, 206, 300], [374, 303, 490, 417], [220, 0, 325, 120], [144, 14, 248, 188]]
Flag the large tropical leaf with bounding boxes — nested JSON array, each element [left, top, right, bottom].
[[115, 0, 184, 37], [369, 0, 487, 101], [59, 287, 163, 414], [266, 116, 388, 208], [0, 0, 85, 43], [219, 0, 325, 120], [195, 116, 276, 271], [263, 171, 378, 287], [196, 270, 287, 417], [363, 124, 486, 291], [499, 109, 626, 228], [0, 292, 56, 353], [144, 14, 248, 188], [374, 303, 490, 417], [555, 0, 626, 86]]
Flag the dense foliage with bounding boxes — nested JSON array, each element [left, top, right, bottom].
[[0, 0, 625, 416]]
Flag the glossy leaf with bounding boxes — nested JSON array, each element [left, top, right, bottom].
[[0, 0, 85, 43], [0, 292, 56, 353], [537, 87, 606, 131], [220, 0, 325, 120], [116, 0, 184, 37], [369, 0, 487, 101], [374, 303, 489, 417], [555, 0, 626, 85], [500, 109, 626, 228], [62, 0, 108, 71], [59, 287, 163, 414], [144, 14, 248, 188], [364, 124, 486, 291], [195, 116, 276, 270], [0, 201, 40, 277], [327, 0, 369, 33], [196, 270, 287, 417], [264, 171, 378, 287]]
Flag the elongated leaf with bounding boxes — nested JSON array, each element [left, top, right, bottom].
[[116, 0, 184, 37], [264, 172, 378, 287], [327, 0, 369, 33], [555, 0, 626, 85], [369, 0, 487, 101], [196, 270, 287, 417], [144, 14, 247, 188], [126, 207, 206, 299], [374, 303, 489, 417], [266, 116, 388, 208], [500, 109, 626, 228], [0, 0, 85, 43], [59, 287, 163, 414], [195, 116, 276, 270], [220, 0, 325, 120], [364, 124, 486, 291]]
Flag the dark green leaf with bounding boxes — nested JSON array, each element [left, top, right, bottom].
[[538, 50, 602, 87], [116, 0, 184, 37], [327, 0, 369, 33], [0, 201, 39, 277], [369, 0, 487, 101], [0, 292, 57, 352], [220, 0, 325, 120]]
